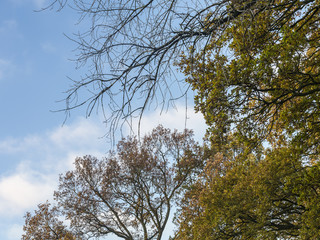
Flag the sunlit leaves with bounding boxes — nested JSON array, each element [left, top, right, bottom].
[[176, 146, 320, 239], [179, 0, 320, 155], [175, 1, 320, 239]]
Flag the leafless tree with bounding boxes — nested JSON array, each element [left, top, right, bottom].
[[45, 0, 310, 133], [40, 1, 242, 130]]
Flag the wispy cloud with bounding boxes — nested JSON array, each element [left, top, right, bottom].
[[0, 19, 17, 34], [32, 0, 48, 9], [0, 59, 14, 81], [0, 162, 55, 216], [8, 0, 48, 9], [41, 42, 57, 53], [6, 224, 23, 240], [0, 117, 108, 239], [0, 108, 206, 238], [0, 117, 107, 217]]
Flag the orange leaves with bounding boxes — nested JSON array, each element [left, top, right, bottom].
[[22, 202, 77, 240], [23, 125, 202, 240], [54, 125, 202, 239]]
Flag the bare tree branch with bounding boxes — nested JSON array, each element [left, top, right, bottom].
[[47, 0, 271, 135]]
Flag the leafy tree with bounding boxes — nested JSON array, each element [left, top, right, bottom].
[[179, 0, 320, 153], [22, 202, 77, 240], [37, 1, 320, 239], [174, 1, 320, 239], [23, 126, 201, 239], [175, 145, 320, 239]]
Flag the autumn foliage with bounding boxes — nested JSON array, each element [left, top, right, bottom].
[[24, 0, 320, 239], [23, 126, 201, 239], [22, 202, 77, 240], [174, 0, 320, 239]]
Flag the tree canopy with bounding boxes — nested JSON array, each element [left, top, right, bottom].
[[175, 145, 320, 239], [22, 202, 78, 240], [174, 0, 320, 239], [23, 126, 201, 239], [179, 0, 320, 151], [25, 0, 320, 239]]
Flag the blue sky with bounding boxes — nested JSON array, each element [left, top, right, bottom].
[[0, 0, 206, 239]]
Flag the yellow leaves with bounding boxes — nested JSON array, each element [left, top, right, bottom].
[[174, 1, 320, 239], [178, 1, 320, 157], [177, 145, 320, 239]]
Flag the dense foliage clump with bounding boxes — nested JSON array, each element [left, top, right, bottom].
[[175, 0, 320, 239]]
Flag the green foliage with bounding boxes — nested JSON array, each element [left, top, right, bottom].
[[179, 0, 320, 153], [175, 146, 320, 239], [175, 0, 320, 239]]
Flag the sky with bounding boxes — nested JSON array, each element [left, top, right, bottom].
[[0, 0, 206, 239]]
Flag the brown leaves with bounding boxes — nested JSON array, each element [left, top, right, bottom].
[[54, 126, 201, 239], [23, 125, 201, 240], [22, 202, 77, 240]]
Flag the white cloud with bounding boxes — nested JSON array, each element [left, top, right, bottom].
[[6, 224, 23, 240], [0, 117, 107, 218], [0, 135, 41, 154], [0, 117, 106, 156], [49, 117, 106, 151], [0, 168, 55, 216], [0, 59, 14, 81], [8, 0, 48, 9], [0, 117, 109, 239]]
